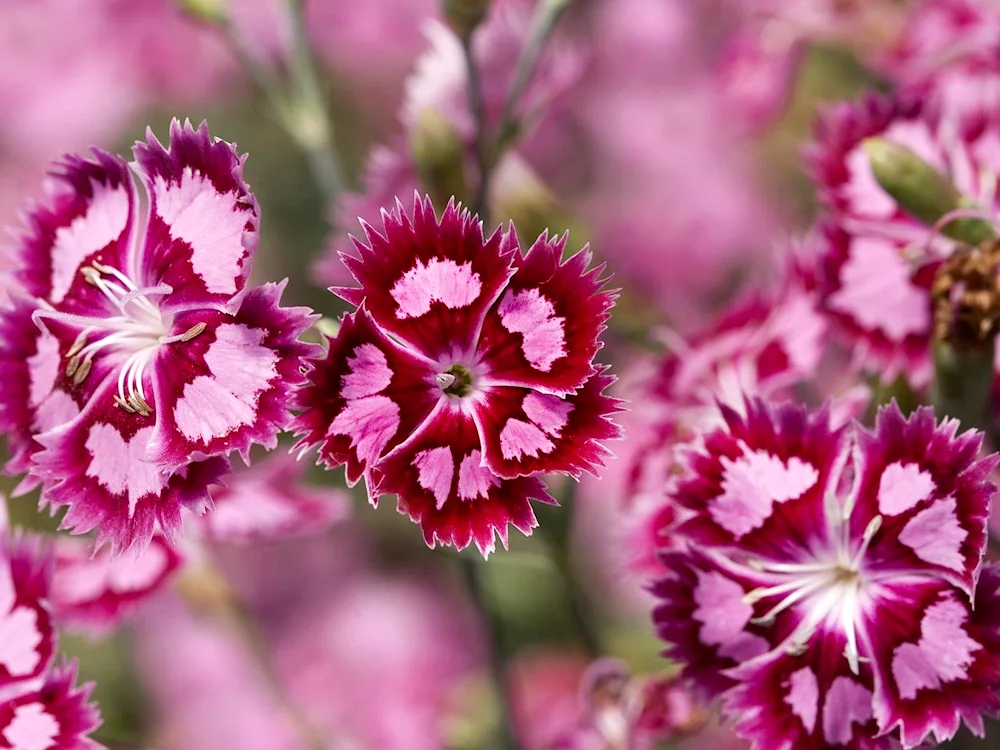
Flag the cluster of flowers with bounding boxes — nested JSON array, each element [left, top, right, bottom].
[[632, 0, 1000, 747], [0, 109, 621, 746]]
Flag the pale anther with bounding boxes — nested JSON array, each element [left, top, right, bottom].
[[72, 357, 92, 385], [179, 322, 207, 342]]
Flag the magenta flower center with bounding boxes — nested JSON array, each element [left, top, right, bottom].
[[35, 262, 206, 417], [743, 502, 883, 674]]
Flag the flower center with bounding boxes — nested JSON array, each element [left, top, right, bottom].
[[35, 262, 206, 417], [436, 363, 474, 398], [742, 514, 883, 674]]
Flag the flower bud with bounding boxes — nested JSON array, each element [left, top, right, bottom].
[[863, 137, 995, 246], [409, 110, 469, 208], [176, 0, 227, 24], [443, 0, 492, 38]]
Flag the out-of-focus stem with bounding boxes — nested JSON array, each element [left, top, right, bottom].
[[193, 0, 344, 204], [461, 34, 491, 225], [282, 0, 344, 203], [177, 561, 327, 750], [930, 339, 995, 435], [496, 0, 571, 151], [537, 482, 602, 658], [461, 0, 572, 227], [459, 557, 518, 750]]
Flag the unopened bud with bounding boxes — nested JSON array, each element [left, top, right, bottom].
[[443, 0, 492, 38], [176, 0, 227, 24], [410, 110, 469, 208], [863, 137, 994, 246]]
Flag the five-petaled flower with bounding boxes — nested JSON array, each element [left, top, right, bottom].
[[294, 194, 621, 556], [651, 399, 1000, 748], [0, 120, 317, 554]]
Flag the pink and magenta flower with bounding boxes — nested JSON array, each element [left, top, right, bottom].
[[50, 535, 181, 636], [0, 660, 102, 750], [1, 527, 103, 749], [0, 119, 317, 554], [195, 452, 351, 544], [651, 399, 1000, 748], [0, 534, 54, 698], [295, 194, 620, 556], [806, 94, 1000, 386]]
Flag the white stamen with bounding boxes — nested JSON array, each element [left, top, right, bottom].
[[36, 264, 201, 418]]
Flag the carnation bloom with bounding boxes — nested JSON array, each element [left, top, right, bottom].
[[0, 661, 102, 750], [0, 119, 317, 553], [651, 399, 1000, 748], [50, 535, 181, 635], [295, 195, 620, 555], [885, 0, 1000, 124], [551, 658, 703, 749], [806, 94, 1000, 386], [1, 526, 102, 750], [0, 535, 54, 696], [194, 452, 350, 543]]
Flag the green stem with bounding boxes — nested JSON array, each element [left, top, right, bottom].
[[208, 1, 344, 204], [496, 0, 572, 151], [536, 484, 602, 658], [930, 339, 995, 434], [459, 557, 519, 750], [460, 33, 491, 225], [461, 0, 572, 227], [282, 0, 344, 203]]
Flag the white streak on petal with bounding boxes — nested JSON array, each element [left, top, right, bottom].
[[2, 702, 60, 750], [898, 496, 967, 572], [153, 168, 247, 294], [330, 396, 400, 465], [31, 391, 80, 435], [785, 667, 819, 734], [51, 179, 129, 304], [692, 571, 753, 647], [499, 419, 555, 460], [828, 238, 930, 342], [0, 606, 42, 677], [878, 461, 936, 516], [822, 677, 873, 744], [108, 542, 169, 591], [497, 288, 566, 371], [85, 425, 167, 517], [27, 334, 61, 408], [390, 258, 482, 318], [892, 597, 981, 700], [709, 449, 818, 538], [341, 344, 392, 399], [458, 451, 498, 500], [413, 447, 455, 509], [174, 324, 278, 444], [522, 391, 573, 436]]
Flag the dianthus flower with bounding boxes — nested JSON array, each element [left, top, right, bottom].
[[806, 94, 1000, 386], [50, 535, 181, 636], [1, 529, 102, 749], [651, 399, 1000, 748], [885, 0, 1000, 124], [0, 119, 317, 553], [625, 256, 830, 506], [0, 534, 54, 696], [294, 195, 620, 555]]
